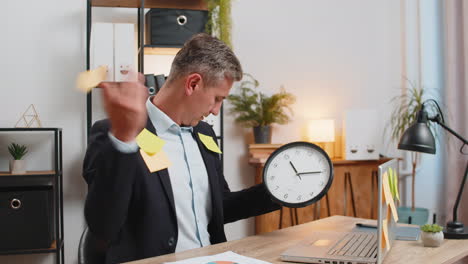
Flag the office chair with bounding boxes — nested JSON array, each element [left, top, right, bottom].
[[78, 226, 107, 264]]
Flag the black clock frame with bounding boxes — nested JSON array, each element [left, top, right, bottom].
[[262, 141, 334, 208]]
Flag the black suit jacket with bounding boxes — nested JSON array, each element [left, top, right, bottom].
[[83, 119, 280, 263]]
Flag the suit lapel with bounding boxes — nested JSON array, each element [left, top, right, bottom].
[[144, 118, 176, 215], [192, 127, 220, 215]]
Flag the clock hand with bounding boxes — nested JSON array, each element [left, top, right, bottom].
[[297, 171, 324, 175], [289, 161, 302, 180]]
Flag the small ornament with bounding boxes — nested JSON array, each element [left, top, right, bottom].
[[15, 104, 42, 128]]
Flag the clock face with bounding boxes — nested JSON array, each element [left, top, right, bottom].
[[263, 142, 334, 208]]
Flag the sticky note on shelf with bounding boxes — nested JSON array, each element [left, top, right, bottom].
[[136, 128, 165, 155], [140, 149, 171, 172], [198, 133, 222, 154], [76, 65, 108, 93]]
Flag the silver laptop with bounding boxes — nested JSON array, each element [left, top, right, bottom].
[[281, 159, 398, 264]]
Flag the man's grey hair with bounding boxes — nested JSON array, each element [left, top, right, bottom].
[[166, 33, 243, 86]]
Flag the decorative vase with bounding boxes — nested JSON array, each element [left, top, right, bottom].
[[9, 160, 26, 174], [421, 231, 444, 247], [253, 125, 272, 144], [397, 207, 429, 225]]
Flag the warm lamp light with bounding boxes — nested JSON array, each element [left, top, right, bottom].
[[308, 119, 335, 143]]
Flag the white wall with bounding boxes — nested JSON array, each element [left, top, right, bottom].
[[1, 0, 443, 263], [224, 0, 403, 239], [395, 0, 445, 222], [1, 1, 87, 264]]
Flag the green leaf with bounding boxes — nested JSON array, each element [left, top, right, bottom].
[[7, 142, 28, 160], [227, 74, 295, 128], [420, 224, 443, 232]]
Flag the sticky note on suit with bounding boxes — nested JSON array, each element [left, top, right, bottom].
[[140, 149, 172, 172], [198, 133, 222, 154], [136, 128, 165, 155], [76, 65, 108, 93]]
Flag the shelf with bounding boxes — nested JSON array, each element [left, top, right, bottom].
[[0, 239, 63, 256], [91, 0, 207, 10], [0, 128, 61, 132], [0, 170, 56, 176], [0, 171, 58, 187], [144, 46, 181, 55]]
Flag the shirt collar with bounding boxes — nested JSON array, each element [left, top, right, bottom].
[[146, 97, 193, 134]]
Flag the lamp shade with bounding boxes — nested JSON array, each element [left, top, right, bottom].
[[308, 119, 335, 142], [398, 115, 436, 154]]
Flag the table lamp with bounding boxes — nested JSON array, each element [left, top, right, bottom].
[[398, 100, 468, 239], [308, 119, 335, 158]]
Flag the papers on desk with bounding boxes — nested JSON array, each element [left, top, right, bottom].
[[164, 251, 271, 264]]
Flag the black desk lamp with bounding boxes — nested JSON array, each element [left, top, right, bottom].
[[398, 99, 468, 239]]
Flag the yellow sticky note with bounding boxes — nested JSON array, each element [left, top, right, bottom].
[[198, 133, 222, 154], [136, 129, 165, 155], [382, 220, 391, 251], [140, 149, 171, 172], [389, 197, 399, 222], [76, 65, 108, 93], [382, 172, 392, 205]]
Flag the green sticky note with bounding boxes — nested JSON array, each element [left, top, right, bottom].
[[388, 168, 395, 198], [394, 170, 400, 201], [136, 128, 165, 155], [198, 133, 222, 154]]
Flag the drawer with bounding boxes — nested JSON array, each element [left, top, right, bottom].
[[0, 186, 54, 250]]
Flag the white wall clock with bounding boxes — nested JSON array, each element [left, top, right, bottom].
[[263, 142, 334, 208]]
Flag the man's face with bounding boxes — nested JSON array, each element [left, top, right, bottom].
[[184, 77, 233, 127]]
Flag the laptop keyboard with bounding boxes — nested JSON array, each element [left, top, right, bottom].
[[328, 232, 377, 259]]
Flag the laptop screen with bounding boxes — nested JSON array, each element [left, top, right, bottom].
[[377, 159, 399, 264]]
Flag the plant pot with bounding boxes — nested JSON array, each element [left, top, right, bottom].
[[253, 126, 272, 144], [9, 160, 26, 174], [421, 231, 444, 247], [397, 207, 429, 225]]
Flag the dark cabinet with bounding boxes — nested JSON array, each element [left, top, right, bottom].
[[0, 185, 54, 250], [0, 128, 64, 264]]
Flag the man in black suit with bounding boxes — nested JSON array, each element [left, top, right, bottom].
[[83, 33, 280, 263]]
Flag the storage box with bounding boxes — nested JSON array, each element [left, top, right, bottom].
[[145, 8, 208, 47], [342, 109, 381, 160], [0, 185, 54, 250], [91, 23, 114, 81], [114, 23, 136, 82]]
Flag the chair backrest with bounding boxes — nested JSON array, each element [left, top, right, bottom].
[[78, 226, 107, 264]]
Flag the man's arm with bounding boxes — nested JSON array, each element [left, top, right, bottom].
[[83, 120, 141, 242], [84, 77, 148, 242], [197, 122, 280, 223], [222, 179, 280, 223]]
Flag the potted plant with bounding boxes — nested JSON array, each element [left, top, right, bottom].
[[420, 224, 444, 247], [8, 143, 28, 174], [205, 0, 233, 47], [227, 73, 295, 143], [389, 79, 439, 224]]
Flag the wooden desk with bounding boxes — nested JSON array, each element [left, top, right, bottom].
[[127, 216, 468, 264], [249, 144, 391, 234]]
